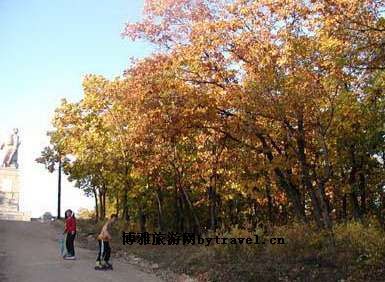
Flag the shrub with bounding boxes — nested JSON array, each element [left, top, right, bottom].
[[333, 221, 385, 264]]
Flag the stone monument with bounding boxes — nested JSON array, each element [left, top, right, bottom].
[[1, 128, 20, 168], [0, 129, 30, 221]]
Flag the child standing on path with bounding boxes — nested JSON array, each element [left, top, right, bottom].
[[64, 209, 77, 260], [95, 214, 117, 270]]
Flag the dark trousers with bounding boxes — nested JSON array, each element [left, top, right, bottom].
[[96, 240, 111, 263], [66, 232, 76, 256]]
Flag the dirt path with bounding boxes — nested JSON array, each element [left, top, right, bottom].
[[0, 220, 162, 282]]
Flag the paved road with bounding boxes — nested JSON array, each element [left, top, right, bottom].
[[0, 220, 162, 282]]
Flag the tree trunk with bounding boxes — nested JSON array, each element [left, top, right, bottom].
[[139, 207, 146, 233], [348, 148, 362, 220], [93, 187, 99, 223], [182, 187, 200, 234], [115, 197, 119, 218], [316, 185, 332, 229], [342, 193, 347, 221], [274, 168, 307, 222], [57, 159, 62, 219], [296, 118, 330, 229], [359, 171, 366, 215], [350, 192, 362, 220], [178, 193, 185, 233], [102, 191, 106, 218], [98, 190, 105, 220], [378, 188, 385, 229], [257, 134, 307, 223], [253, 201, 259, 229], [174, 183, 181, 232], [265, 178, 274, 224], [155, 188, 164, 232], [122, 165, 130, 223], [208, 185, 217, 231], [122, 188, 130, 222], [308, 190, 324, 228], [349, 172, 362, 220], [98, 192, 102, 219], [99, 186, 107, 220]]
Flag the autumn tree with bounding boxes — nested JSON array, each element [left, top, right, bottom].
[[36, 142, 69, 219], [40, 0, 385, 232]]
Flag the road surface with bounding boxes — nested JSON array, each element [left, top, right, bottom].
[[0, 220, 162, 282]]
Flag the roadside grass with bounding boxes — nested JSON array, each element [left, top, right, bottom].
[[63, 219, 385, 282]]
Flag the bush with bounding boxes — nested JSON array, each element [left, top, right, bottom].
[[72, 218, 385, 281], [333, 221, 385, 264], [211, 226, 265, 258], [264, 222, 330, 261]]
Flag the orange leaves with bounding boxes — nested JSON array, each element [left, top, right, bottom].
[[44, 0, 385, 228]]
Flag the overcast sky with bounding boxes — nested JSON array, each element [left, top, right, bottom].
[[0, 0, 151, 217]]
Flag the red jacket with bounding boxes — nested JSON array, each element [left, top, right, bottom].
[[65, 216, 76, 233]]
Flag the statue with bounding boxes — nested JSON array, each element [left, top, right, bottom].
[[1, 128, 21, 169]]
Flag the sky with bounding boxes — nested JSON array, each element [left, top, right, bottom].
[[0, 0, 151, 217]]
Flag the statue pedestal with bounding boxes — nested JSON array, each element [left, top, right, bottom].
[[0, 167, 30, 221]]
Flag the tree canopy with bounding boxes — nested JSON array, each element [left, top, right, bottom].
[[39, 0, 385, 232]]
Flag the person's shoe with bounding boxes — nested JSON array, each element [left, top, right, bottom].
[[105, 262, 113, 270], [64, 256, 76, 260], [94, 261, 104, 270], [95, 262, 110, 270]]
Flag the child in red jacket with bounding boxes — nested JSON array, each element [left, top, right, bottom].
[[64, 209, 77, 260]]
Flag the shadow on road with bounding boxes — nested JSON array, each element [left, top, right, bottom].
[[0, 191, 5, 205], [0, 224, 9, 281]]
